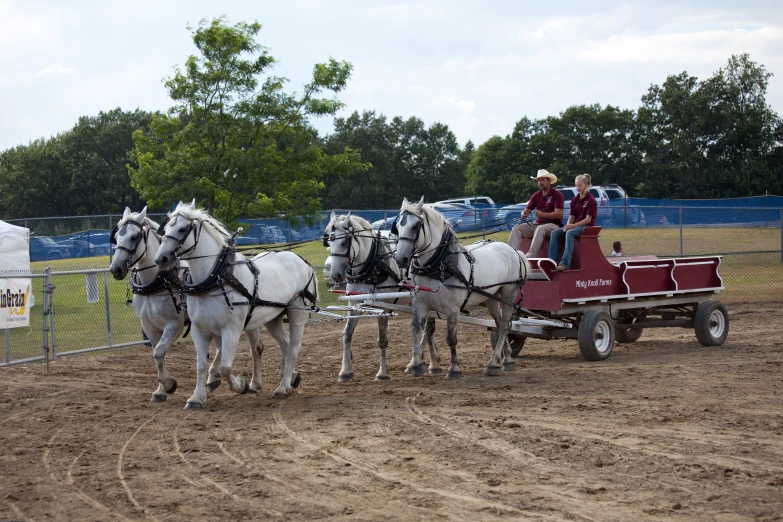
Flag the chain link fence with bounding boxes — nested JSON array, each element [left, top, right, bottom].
[[2, 204, 781, 368]]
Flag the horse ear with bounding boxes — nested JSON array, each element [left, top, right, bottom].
[[416, 196, 425, 211], [122, 207, 131, 219], [330, 210, 336, 225], [344, 211, 352, 227], [138, 206, 147, 222], [402, 197, 409, 208], [189, 198, 196, 209]]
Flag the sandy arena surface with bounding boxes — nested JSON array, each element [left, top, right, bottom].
[[1, 301, 782, 521]]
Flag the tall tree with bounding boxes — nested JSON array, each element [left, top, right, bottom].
[[129, 17, 366, 224]]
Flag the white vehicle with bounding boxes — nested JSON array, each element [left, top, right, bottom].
[[435, 196, 495, 206]]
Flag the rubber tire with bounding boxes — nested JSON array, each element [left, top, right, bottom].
[[578, 310, 615, 361], [509, 335, 526, 357], [615, 326, 643, 344], [694, 300, 729, 347]]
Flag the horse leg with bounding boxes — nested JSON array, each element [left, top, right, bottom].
[[408, 303, 427, 377], [150, 324, 181, 402], [146, 328, 167, 402], [445, 313, 462, 379], [423, 317, 442, 374], [375, 315, 390, 381], [245, 327, 264, 393], [185, 325, 213, 409], [338, 312, 358, 382], [273, 309, 308, 398], [485, 287, 517, 375], [485, 299, 515, 373], [218, 328, 249, 395], [206, 335, 223, 393]]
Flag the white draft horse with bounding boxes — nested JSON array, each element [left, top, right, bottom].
[[394, 197, 530, 378], [325, 212, 441, 381], [109, 206, 195, 402], [154, 201, 317, 409]]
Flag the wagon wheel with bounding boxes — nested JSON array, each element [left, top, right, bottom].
[[489, 332, 526, 357], [577, 310, 615, 361], [694, 300, 729, 346], [509, 335, 526, 357], [615, 325, 643, 344]]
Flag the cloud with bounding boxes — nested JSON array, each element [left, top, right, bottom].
[[577, 26, 783, 63], [35, 65, 75, 78]]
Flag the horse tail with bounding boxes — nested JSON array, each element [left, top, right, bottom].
[[515, 248, 532, 283]]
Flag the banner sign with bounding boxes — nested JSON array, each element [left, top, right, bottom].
[[1, 277, 32, 328]]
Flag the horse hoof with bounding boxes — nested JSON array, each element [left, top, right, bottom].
[[484, 366, 501, 376], [428, 368, 443, 375], [246, 388, 258, 394], [409, 363, 427, 377], [272, 391, 289, 399], [337, 372, 354, 383], [446, 371, 462, 380], [404, 367, 411, 374], [241, 381, 251, 395], [184, 401, 203, 410], [207, 380, 221, 393], [164, 380, 178, 394], [150, 394, 167, 403], [292, 372, 302, 389], [375, 375, 390, 382]]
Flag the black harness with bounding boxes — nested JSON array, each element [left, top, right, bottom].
[[326, 224, 402, 291], [401, 210, 528, 313], [163, 217, 318, 328]]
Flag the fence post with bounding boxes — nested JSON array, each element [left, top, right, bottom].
[[42, 267, 51, 371], [4, 328, 9, 364], [104, 271, 113, 347], [679, 207, 684, 256], [47, 268, 57, 362]]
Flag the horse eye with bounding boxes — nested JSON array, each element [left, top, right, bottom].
[[179, 227, 186, 233]]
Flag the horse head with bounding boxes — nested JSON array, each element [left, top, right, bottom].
[[394, 196, 429, 269], [154, 200, 201, 271], [109, 206, 150, 280]]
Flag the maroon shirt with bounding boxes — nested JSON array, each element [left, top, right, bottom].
[[570, 192, 598, 226], [526, 189, 565, 225]]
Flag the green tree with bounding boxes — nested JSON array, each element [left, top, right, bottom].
[[129, 17, 366, 224], [321, 111, 466, 208]]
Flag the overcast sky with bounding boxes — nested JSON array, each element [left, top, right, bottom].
[[1, 0, 782, 151]]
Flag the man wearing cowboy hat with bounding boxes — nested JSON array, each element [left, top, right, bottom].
[[507, 169, 564, 258]]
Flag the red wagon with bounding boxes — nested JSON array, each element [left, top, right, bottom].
[[508, 226, 728, 360]]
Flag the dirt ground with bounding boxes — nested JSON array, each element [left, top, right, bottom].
[[1, 302, 782, 521]]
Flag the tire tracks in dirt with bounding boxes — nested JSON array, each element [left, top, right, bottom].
[[117, 413, 160, 519], [273, 400, 563, 521], [43, 427, 133, 521]]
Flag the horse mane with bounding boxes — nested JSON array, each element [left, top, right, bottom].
[[169, 205, 232, 247], [326, 214, 373, 234], [400, 201, 452, 233], [117, 213, 160, 233]]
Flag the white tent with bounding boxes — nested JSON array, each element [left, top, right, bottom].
[[0, 220, 33, 328]]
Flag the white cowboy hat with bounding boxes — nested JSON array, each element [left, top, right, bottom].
[[530, 169, 557, 184]]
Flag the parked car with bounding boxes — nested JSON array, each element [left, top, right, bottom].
[[234, 236, 258, 246], [268, 226, 287, 244], [594, 184, 646, 226], [370, 204, 473, 231], [30, 237, 72, 261], [435, 196, 497, 223]]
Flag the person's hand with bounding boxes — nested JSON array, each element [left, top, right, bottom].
[[563, 224, 573, 231], [521, 210, 529, 220]]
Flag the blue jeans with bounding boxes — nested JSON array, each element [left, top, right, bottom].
[[548, 226, 585, 269]]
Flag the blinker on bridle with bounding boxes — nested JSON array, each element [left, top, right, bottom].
[[111, 219, 149, 269]]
